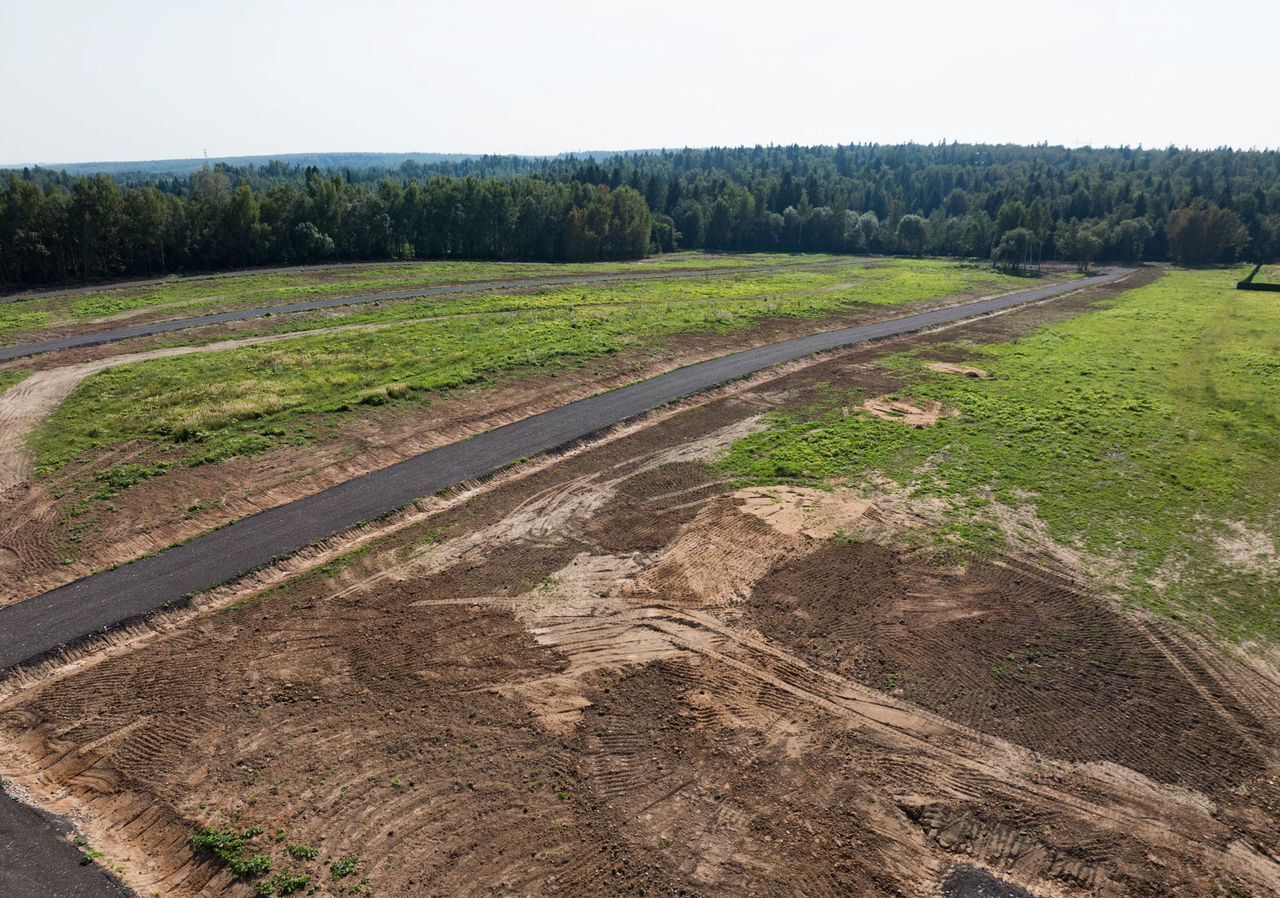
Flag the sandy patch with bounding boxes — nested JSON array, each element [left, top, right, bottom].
[[733, 485, 874, 539], [1214, 521, 1279, 576], [926, 361, 990, 378], [861, 395, 958, 428]]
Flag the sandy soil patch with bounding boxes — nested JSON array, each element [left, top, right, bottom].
[[733, 485, 875, 539], [1214, 520, 1280, 576], [926, 361, 990, 377], [2, 387, 1277, 897], [861, 395, 959, 428]]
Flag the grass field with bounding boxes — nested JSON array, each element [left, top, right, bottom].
[[121, 257, 1021, 350], [30, 260, 1021, 475], [723, 267, 1280, 643], [0, 254, 835, 342]]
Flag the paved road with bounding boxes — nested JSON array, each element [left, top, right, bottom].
[[0, 263, 835, 362], [0, 788, 133, 898], [0, 269, 1130, 672], [0, 269, 1131, 898]]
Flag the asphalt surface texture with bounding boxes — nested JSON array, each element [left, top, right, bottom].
[[0, 787, 133, 898], [0, 269, 1129, 898], [942, 865, 1035, 897], [0, 262, 834, 362]]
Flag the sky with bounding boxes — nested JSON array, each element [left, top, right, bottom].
[[3, 0, 1277, 165]]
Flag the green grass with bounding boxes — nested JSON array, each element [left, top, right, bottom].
[[33, 260, 1022, 476], [128, 257, 1022, 351], [190, 826, 273, 881], [721, 267, 1280, 643], [0, 369, 29, 393], [0, 253, 835, 343]]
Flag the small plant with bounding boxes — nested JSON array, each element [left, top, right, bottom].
[[190, 826, 273, 881], [330, 855, 361, 882], [184, 499, 224, 519], [79, 849, 104, 866], [286, 844, 319, 861], [92, 462, 171, 499], [257, 872, 313, 896]]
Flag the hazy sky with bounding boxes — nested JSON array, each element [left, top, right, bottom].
[[4, 0, 1277, 164]]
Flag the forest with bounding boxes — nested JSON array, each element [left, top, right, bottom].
[[2, 143, 1277, 286]]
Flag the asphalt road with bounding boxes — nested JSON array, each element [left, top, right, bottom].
[[0, 789, 133, 898], [0, 269, 1130, 673], [0, 269, 1130, 898], [0, 262, 834, 362]]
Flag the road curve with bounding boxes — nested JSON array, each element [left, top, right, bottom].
[[0, 269, 1131, 673], [0, 262, 836, 362]]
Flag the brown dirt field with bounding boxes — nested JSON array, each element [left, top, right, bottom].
[[2, 266, 1278, 898], [745, 542, 1272, 794], [0, 273, 1079, 607]]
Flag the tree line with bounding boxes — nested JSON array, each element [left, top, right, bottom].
[[3, 142, 1277, 286]]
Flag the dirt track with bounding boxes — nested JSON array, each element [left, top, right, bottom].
[[0, 322, 400, 491], [3, 266, 1279, 898]]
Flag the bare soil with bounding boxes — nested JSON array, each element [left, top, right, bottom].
[[2, 266, 1277, 898], [861, 395, 958, 428]]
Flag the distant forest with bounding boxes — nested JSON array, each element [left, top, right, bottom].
[[2, 143, 1278, 286]]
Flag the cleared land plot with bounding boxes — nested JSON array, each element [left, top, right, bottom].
[[2, 268, 1277, 898], [25, 260, 1022, 476]]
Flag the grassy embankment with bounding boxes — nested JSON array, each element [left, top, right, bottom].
[[32, 260, 1019, 478], [0, 254, 834, 343], [722, 268, 1280, 643]]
